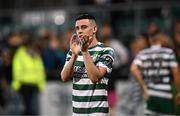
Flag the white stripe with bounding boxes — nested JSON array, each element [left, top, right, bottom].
[[148, 83, 171, 91], [133, 59, 142, 66], [73, 113, 108, 116], [159, 69, 170, 75], [148, 90, 172, 99], [89, 46, 114, 52], [89, 113, 108, 116], [73, 89, 107, 97], [76, 55, 97, 62], [73, 101, 108, 108], [144, 108, 157, 115], [76, 52, 114, 62], [139, 54, 172, 60], [161, 61, 169, 67], [142, 69, 170, 76], [96, 62, 112, 73], [100, 54, 114, 62], [73, 78, 108, 85], [162, 54, 172, 59], [67, 54, 71, 58], [73, 78, 93, 84], [76, 56, 84, 62], [162, 77, 170, 83]]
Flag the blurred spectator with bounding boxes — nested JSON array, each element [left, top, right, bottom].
[[37, 27, 50, 49], [52, 34, 66, 70], [41, 33, 66, 80], [0, 48, 12, 84], [63, 28, 74, 53], [173, 20, 180, 65], [99, 23, 129, 68], [147, 22, 160, 35], [0, 77, 24, 115], [0, 48, 12, 113], [172, 20, 180, 115], [129, 33, 149, 60], [5, 32, 24, 55], [158, 33, 173, 48], [99, 23, 129, 116], [11, 34, 46, 115], [0, 32, 25, 114], [127, 33, 149, 115]]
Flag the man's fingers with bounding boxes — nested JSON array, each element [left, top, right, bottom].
[[71, 34, 77, 42], [82, 35, 89, 44]]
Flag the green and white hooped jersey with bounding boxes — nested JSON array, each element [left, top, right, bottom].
[[65, 42, 114, 116], [133, 46, 178, 99]]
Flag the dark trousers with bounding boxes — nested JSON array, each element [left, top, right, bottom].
[[19, 84, 39, 115]]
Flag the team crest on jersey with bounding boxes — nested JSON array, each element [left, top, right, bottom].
[[92, 52, 99, 62]]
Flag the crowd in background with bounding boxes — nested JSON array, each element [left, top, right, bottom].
[[0, 17, 180, 115]]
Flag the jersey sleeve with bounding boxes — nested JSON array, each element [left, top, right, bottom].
[[132, 52, 143, 66], [169, 50, 178, 67], [96, 48, 115, 73], [64, 50, 72, 65]]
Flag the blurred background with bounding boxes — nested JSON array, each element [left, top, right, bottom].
[[0, 0, 180, 115]]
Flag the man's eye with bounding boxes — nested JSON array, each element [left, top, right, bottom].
[[81, 25, 87, 29]]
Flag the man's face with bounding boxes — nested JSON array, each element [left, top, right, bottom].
[[75, 19, 96, 41]]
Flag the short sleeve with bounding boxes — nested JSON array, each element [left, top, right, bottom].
[[169, 51, 178, 67], [64, 50, 72, 65], [132, 53, 143, 66], [96, 48, 114, 73]]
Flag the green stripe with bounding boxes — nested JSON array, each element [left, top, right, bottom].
[[75, 61, 84, 67], [67, 50, 72, 55], [96, 43, 108, 48], [102, 49, 113, 54], [73, 84, 107, 90], [73, 107, 108, 114], [88, 43, 107, 49], [73, 95, 107, 102]]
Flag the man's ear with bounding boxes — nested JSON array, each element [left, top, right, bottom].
[[93, 26, 97, 34]]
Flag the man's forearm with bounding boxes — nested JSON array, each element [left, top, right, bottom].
[[130, 64, 147, 91], [82, 51, 103, 83], [61, 54, 77, 82], [172, 66, 180, 92]]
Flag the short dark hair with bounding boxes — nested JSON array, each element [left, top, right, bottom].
[[75, 13, 96, 21]]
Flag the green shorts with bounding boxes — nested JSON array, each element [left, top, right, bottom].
[[146, 96, 174, 114], [172, 83, 180, 115]]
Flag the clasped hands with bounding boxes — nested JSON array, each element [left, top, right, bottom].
[[70, 34, 92, 55]]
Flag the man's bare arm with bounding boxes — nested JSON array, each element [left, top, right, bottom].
[[61, 54, 77, 82], [82, 51, 107, 83], [172, 66, 180, 104], [61, 34, 81, 82], [172, 66, 180, 92], [130, 64, 149, 100]]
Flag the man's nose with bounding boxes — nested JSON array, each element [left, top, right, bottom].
[[77, 30, 83, 34]]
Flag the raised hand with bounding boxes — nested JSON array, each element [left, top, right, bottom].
[[70, 34, 81, 55], [81, 35, 92, 52]]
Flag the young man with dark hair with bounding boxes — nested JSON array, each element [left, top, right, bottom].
[[130, 31, 180, 115], [61, 13, 115, 115]]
